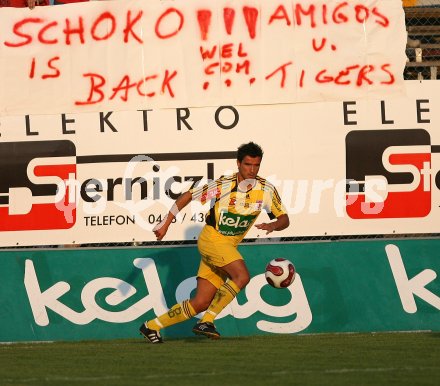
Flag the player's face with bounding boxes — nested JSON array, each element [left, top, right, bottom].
[[237, 155, 261, 182]]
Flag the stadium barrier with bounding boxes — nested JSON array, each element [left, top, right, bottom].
[[0, 238, 438, 342]]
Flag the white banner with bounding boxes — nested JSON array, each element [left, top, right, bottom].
[[0, 0, 406, 115], [0, 81, 439, 246]]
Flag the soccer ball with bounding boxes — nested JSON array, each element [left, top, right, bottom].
[[265, 258, 296, 288]]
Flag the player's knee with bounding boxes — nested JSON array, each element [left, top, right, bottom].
[[190, 298, 211, 313], [233, 273, 250, 289]]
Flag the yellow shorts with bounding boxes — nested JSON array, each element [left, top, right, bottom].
[[196, 225, 243, 288]]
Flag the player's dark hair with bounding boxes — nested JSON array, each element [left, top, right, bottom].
[[237, 142, 263, 162]]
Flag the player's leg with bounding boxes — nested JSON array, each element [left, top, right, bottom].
[[145, 299, 198, 330], [192, 241, 249, 338], [198, 259, 249, 326], [219, 258, 250, 289], [140, 263, 221, 343], [191, 261, 229, 339], [189, 277, 219, 313], [140, 296, 198, 344]]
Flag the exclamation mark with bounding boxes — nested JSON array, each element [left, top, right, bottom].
[[224, 8, 235, 35], [29, 57, 36, 79], [299, 70, 305, 88], [243, 6, 258, 39], [197, 9, 212, 41]]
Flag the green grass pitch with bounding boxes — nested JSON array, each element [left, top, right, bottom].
[[0, 332, 439, 385]]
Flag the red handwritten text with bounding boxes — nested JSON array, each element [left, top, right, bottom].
[[74, 70, 178, 106], [3, 2, 391, 48], [268, 2, 389, 28]]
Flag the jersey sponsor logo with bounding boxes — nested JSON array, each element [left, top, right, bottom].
[[218, 211, 256, 235], [229, 196, 262, 211], [0, 141, 77, 231], [345, 129, 438, 219]]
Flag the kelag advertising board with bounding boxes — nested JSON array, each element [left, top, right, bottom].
[[0, 238, 438, 342]]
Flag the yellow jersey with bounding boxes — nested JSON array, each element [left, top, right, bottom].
[[190, 173, 286, 244]]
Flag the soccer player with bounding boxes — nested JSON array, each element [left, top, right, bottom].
[[140, 142, 289, 343]]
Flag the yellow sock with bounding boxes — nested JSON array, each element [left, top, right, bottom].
[[201, 280, 240, 324], [147, 300, 196, 331]]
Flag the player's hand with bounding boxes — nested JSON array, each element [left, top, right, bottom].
[[255, 222, 275, 235], [153, 220, 169, 241]]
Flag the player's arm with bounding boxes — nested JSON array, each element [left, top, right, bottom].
[[255, 213, 289, 235], [153, 191, 192, 241], [255, 184, 289, 234]]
